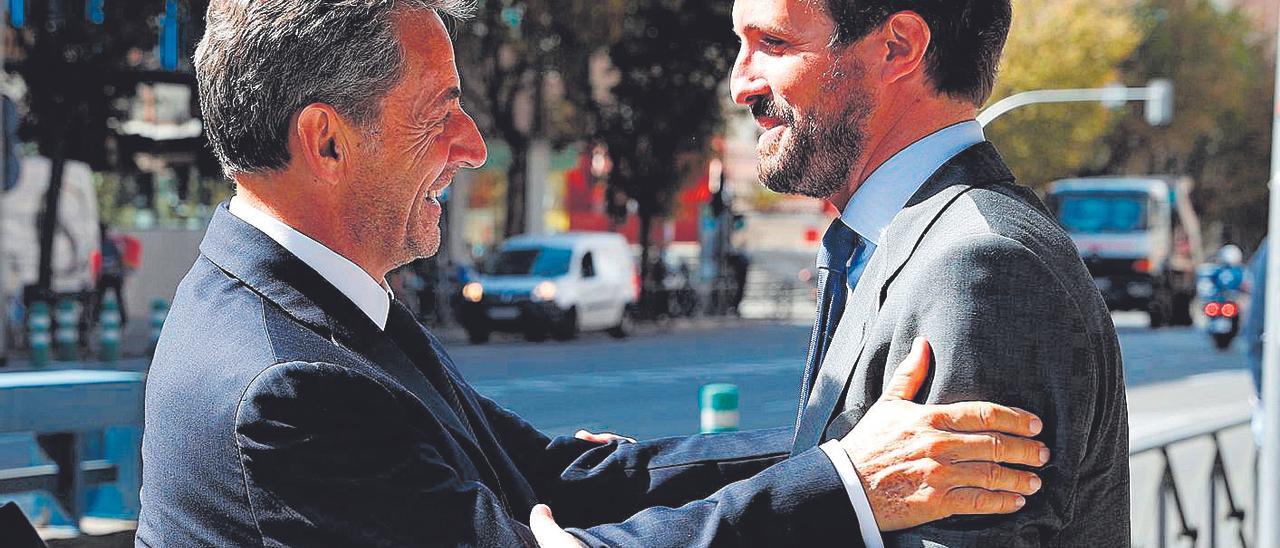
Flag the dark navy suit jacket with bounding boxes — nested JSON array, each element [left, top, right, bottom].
[[136, 204, 862, 547]]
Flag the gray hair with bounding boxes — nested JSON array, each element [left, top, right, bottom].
[[195, 0, 476, 177]]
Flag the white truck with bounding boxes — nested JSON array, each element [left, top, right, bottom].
[[1047, 176, 1202, 327]]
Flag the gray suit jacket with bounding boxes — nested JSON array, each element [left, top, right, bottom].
[[793, 142, 1130, 546]]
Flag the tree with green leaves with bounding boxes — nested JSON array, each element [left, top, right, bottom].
[[13, 0, 200, 297], [1095, 0, 1274, 250], [594, 0, 736, 286], [982, 0, 1141, 187], [454, 0, 625, 239]]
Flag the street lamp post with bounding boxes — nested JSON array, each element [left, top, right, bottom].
[[977, 79, 1174, 128], [0, 2, 9, 368], [1257, 10, 1280, 548]]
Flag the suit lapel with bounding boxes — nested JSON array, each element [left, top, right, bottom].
[[875, 142, 1015, 292], [199, 203, 492, 465], [792, 143, 1016, 450], [326, 312, 491, 462]]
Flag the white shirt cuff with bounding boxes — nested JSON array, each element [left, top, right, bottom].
[[820, 439, 885, 548]]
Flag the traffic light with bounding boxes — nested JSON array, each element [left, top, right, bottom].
[[1146, 78, 1174, 127]]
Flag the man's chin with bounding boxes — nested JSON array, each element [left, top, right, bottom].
[[757, 156, 804, 196], [399, 219, 443, 265]]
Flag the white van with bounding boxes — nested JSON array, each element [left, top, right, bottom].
[[456, 232, 639, 343]]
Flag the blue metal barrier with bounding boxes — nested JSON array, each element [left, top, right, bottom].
[[0, 370, 145, 532]]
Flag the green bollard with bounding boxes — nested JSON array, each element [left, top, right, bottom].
[[99, 294, 122, 363], [699, 383, 740, 433], [54, 298, 80, 361], [149, 299, 169, 354], [27, 301, 51, 368]]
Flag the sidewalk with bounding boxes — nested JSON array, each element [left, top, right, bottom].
[[0, 356, 150, 373], [1127, 370, 1256, 547], [0, 315, 765, 370]]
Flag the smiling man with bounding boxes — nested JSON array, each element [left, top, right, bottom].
[[725, 0, 1131, 545], [139, 1, 1060, 546]]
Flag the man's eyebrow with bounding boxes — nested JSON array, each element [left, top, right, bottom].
[[743, 23, 790, 37]]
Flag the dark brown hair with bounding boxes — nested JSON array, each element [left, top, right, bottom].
[[823, 0, 1012, 106]]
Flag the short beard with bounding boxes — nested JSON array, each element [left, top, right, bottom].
[[755, 71, 873, 200]]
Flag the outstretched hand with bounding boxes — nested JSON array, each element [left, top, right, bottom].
[[574, 430, 636, 444], [530, 504, 586, 548]]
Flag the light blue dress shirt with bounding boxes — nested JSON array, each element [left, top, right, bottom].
[[839, 121, 987, 288]]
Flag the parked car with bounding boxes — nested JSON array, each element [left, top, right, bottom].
[[456, 232, 639, 343], [1047, 176, 1203, 327]]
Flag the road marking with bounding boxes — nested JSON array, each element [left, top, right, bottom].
[[471, 358, 801, 398]]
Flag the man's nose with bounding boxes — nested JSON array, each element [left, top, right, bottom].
[[452, 111, 488, 170], [730, 53, 768, 108]]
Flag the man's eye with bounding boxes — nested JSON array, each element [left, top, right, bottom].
[[760, 36, 786, 48], [432, 112, 452, 131]]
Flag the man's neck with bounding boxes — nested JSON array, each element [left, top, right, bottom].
[[232, 181, 389, 282], [829, 100, 976, 210]]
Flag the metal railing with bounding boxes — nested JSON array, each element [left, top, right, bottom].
[[1131, 412, 1254, 548]]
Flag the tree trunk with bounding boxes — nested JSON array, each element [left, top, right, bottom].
[[504, 138, 530, 239], [637, 210, 653, 315], [36, 141, 68, 299]]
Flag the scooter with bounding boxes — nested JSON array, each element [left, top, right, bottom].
[[1198, 255, 1247, 351], [1202, 298, 1241, 351]]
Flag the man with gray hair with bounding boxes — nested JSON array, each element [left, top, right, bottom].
[[138, 1, 1050, 545]]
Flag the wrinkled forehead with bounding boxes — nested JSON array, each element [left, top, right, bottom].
[[732, 0, 831, 36], [393, 8, 459, 84]]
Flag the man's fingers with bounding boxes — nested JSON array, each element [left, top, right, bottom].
[[575, 430, 606, 443], [942, 462, 1042, 496], [939, 432, 1050, 467], [574, 430, 636, 444], [881, 337, 931, 402], [530, 504, 585, 548], [933, 401, 1043, 437], [943, 488, 1027, 517], [529, 504, 559, 538]]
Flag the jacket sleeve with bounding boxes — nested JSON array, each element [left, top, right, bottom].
[[236, 363, 862, 547], [471, 392, 793, 526], [568, 445, 866, 547], [882, 235, 1128, 547], [234, 361, 538, 547]]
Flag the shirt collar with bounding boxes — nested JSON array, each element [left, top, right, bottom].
[[228, 197, 393, 330], [840, 120, 985, 246]]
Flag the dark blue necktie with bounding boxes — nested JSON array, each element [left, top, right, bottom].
[[795, 219, 860, 430]]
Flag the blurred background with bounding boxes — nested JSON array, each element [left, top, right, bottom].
[[0, 0, 1274, 546]]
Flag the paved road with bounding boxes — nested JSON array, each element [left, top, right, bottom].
[[452, 313, 1253, 440]]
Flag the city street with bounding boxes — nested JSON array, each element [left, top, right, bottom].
[[452, 314, 1254, 440]]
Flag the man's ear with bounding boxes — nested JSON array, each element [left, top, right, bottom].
[[294, 103, 351, 184], [879, 11, 931, 86]]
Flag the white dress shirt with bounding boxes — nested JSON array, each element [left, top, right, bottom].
[[821, 120, 987, 548], [228, 197, 393, 330]]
